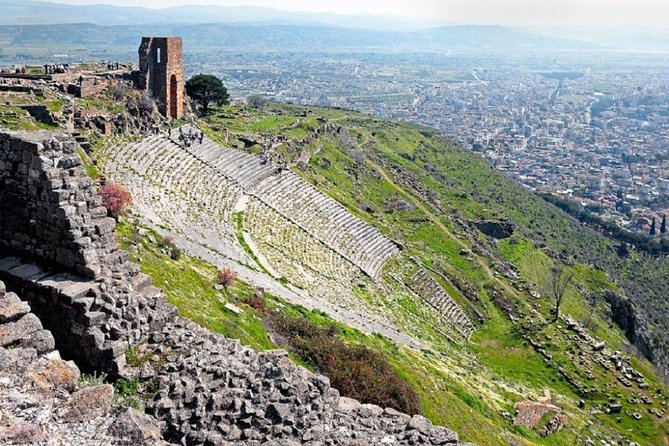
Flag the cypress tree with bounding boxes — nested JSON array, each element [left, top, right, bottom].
[[661, 214, 667, 234], [650, 217, 657, 236]]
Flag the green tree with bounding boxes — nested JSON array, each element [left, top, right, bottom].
[[650, 217, 657, 236], [185, 74, 229, 115], [661, 214, 667, 234]]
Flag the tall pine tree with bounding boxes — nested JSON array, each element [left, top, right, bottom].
[[650, 217, 657, 236]]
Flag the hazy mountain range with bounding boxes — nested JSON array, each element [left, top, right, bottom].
[[1, 0, 668, 56], [1, 0, 444, 30]]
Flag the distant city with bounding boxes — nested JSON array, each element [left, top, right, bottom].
[[192, 50, 669, 234]]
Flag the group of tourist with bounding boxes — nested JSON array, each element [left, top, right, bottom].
[[174, 127, 205, 147], [43, 64, 69, 74]]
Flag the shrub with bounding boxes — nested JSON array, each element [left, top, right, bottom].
[[217, 267, 238, 288], [100, 182, 132, 217], [113, 377, 142, 410], [169, 245, 182, 260], [79, 371, 108, 388], [243, 290, 267, 313], [110, 84, 125, 101], [267, 313, 421, 415]]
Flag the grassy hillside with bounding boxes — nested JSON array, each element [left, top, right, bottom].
[[190, 103, 669, 445], [8, 74, 668, 444]]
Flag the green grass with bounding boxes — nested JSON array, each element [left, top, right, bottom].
[[116, 219, 275, 351], [105, 102, 669, 445]]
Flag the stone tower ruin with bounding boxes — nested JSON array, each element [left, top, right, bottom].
[[137, 37, 184, 119]]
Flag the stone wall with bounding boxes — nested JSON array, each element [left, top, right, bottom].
[[0, 130, 118, 278], [0, 130, 176, 375], [0, 256, 175, 376], [137, 37, 184, 119]]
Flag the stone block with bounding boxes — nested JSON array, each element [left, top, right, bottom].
[[57, 384, 114, 423], [0, 313, 43, 347], [27, 358, 80, 392], [0, 291, 31, 323]]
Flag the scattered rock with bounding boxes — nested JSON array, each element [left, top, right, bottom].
[[107, 408, 165, 445]]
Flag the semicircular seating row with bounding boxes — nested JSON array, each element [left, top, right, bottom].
[[409, 268, 475, 338], [102, 135, 249, 264], [107, 127, 400, 280], [174, 127, 400, 280]]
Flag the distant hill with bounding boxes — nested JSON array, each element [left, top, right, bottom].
[[0, 0, 441, 30], [0, 21, 593, 62]]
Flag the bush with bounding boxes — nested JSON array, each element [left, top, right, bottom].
[[113, 377, 142, 411], [243, 289, 267, 313], [79, 371, 108, 388], [267, 313, 421, 415], [217, 267, 238, 288], [100, 182, 132, 217], [110, 84, 125, 101]]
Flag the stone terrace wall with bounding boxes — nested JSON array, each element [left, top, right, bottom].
[[0, 130, 118, 278], [0, 256, 174, 376]]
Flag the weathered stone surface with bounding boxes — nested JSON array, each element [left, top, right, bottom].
[[0, 347, 38, 371], [0, 291, 31, 323], [408, 414, 433, 434], [0, 421, 45, 444], [0, 313, 42, 347], [107, 408, 166, 446], [27, 359, 80, 392], [56, 384, 114, 423]]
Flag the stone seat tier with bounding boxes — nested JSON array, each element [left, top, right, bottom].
[[250, 171, 398, 278], [409, 269, 475, 338], [116, 129, 400, 280]]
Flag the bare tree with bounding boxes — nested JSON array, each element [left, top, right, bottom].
[[546, 264, 575, 322], [247, 94, 268, 109]]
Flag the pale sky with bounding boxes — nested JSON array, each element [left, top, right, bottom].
[[52, 0, 669, 27]]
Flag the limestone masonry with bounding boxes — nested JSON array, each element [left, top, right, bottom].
[[0, 130, 466, 444]]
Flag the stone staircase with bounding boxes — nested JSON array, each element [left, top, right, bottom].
[[409, 268, 475, 338]]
